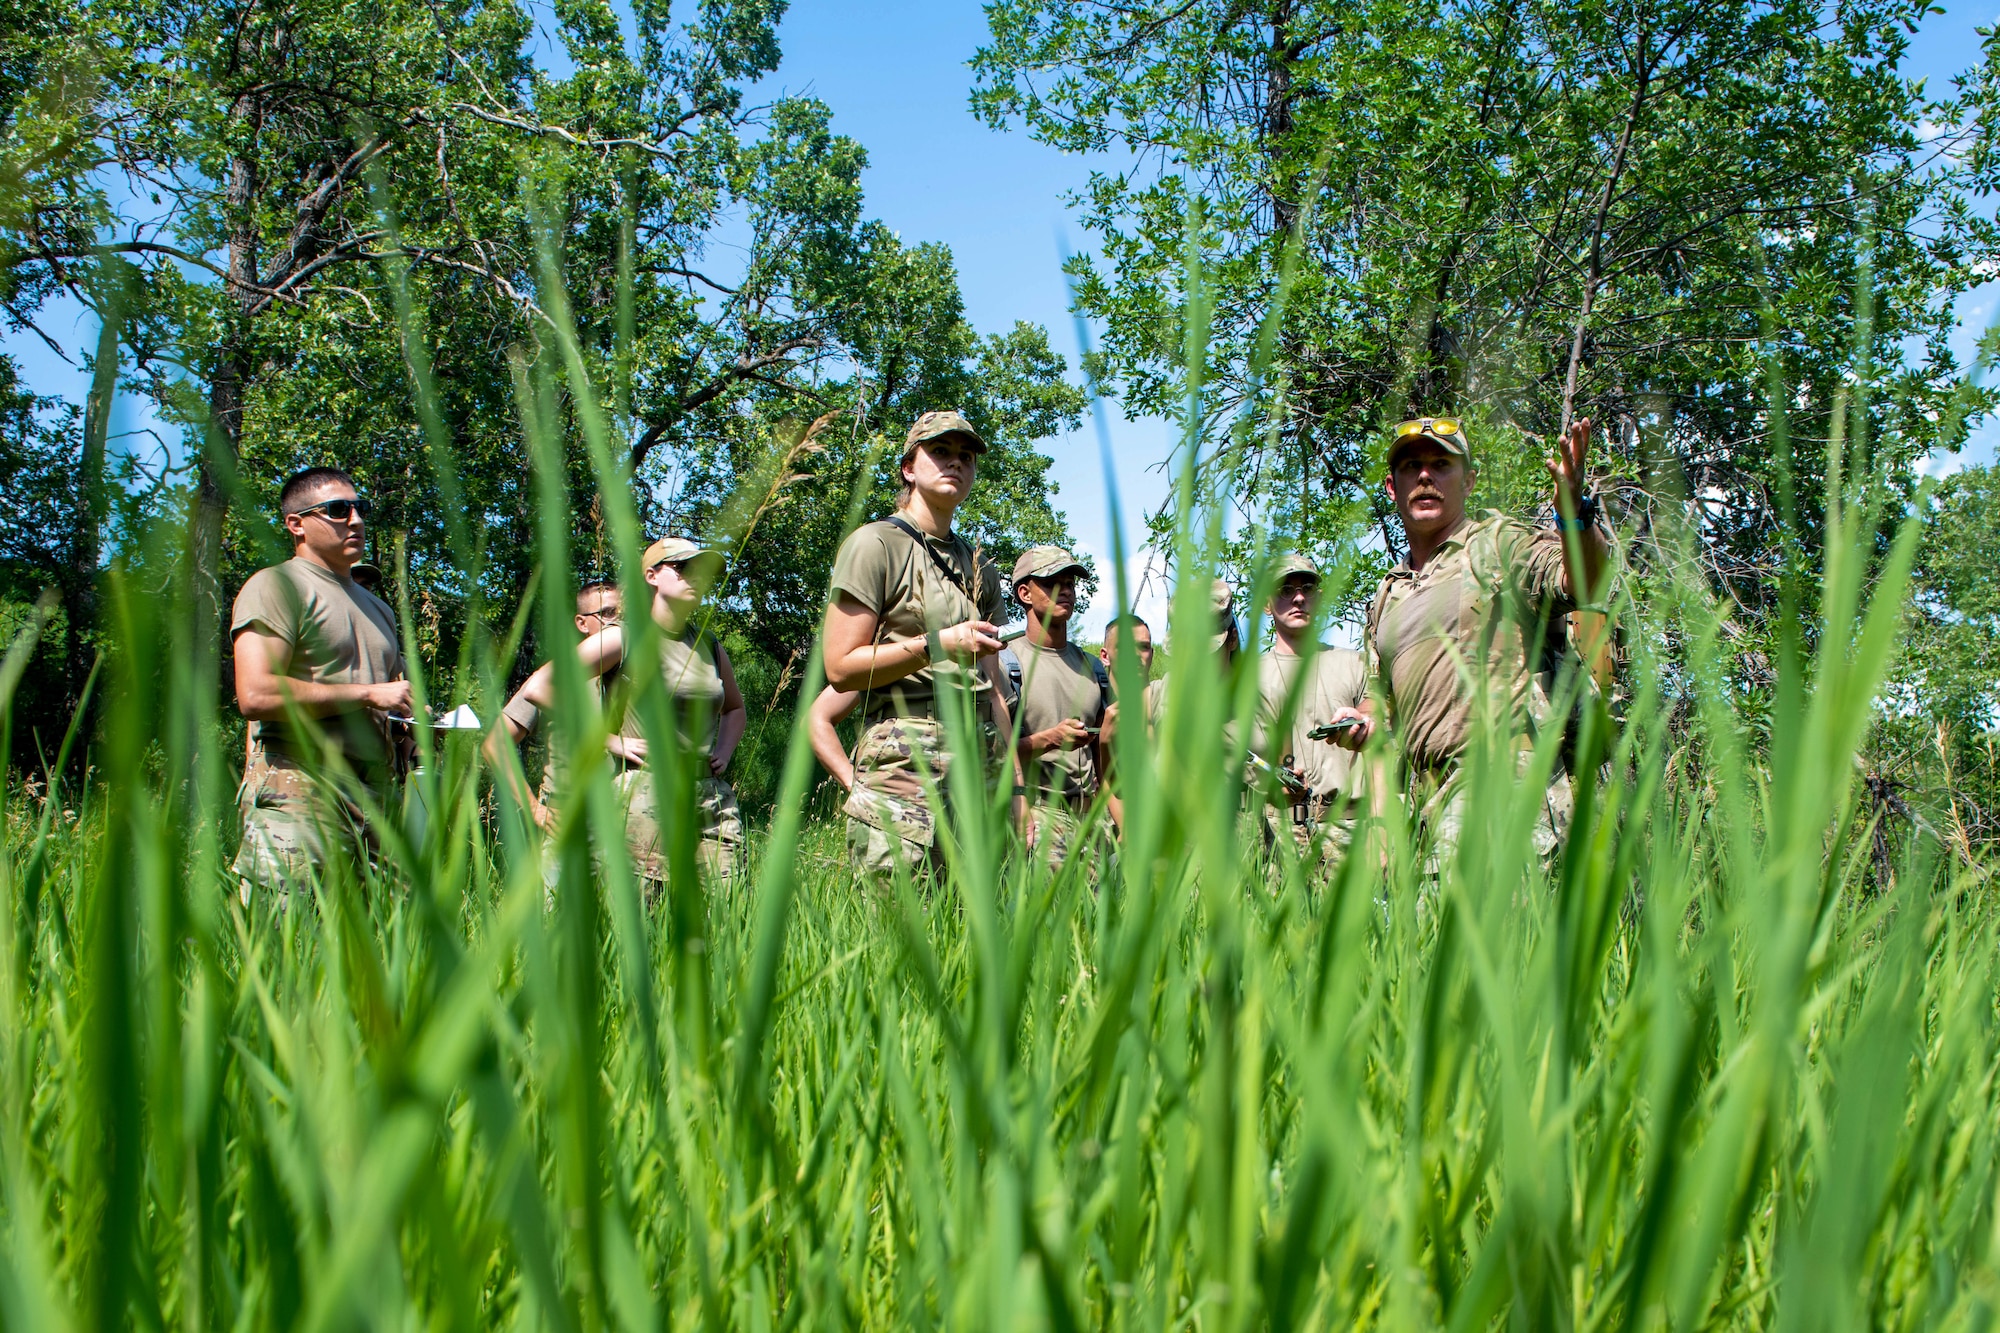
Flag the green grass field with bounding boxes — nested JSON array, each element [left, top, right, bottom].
[[4, 448, 1997, 1333], [2, 238, 1995, 1330]]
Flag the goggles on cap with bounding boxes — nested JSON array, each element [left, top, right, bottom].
[[1392, 417, 1464, 445]]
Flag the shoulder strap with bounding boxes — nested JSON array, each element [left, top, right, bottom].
[[884, 515, 974, 601], [1089, 653, 1110, 705], [998, 646, 1023, 704]]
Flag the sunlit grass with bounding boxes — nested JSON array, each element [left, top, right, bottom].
[[0, 223, 1994, 1332]]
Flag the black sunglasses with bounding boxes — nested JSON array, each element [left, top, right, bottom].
[[289, 497, 371, 522]]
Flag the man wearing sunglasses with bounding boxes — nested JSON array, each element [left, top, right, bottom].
[[231, 466, 410, 893], [1326, 416, 1609, 871]]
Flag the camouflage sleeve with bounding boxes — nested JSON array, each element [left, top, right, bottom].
[[975, 551, 1004, 623], [1361, 579, 1389, 691], [1504, 520, 1578, 615]]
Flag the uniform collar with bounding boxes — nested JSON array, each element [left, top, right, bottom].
[[1392, 510, 1498, 577]]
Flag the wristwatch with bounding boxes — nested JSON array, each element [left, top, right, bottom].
[[1556, 492, 1601, 532]]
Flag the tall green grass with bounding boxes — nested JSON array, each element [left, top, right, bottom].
[[0, 227, 1995, 1333]]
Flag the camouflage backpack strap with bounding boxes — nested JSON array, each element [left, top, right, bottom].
[[1089, 653, 1110, 707]]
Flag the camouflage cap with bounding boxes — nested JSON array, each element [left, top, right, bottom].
[[1011, 544, 1087, 586], [1211, 578, 1239, 650], [1386, 415, 1473, 467], [643, 536, 720, 571], [1271, 552, 1321, 586], [903, 409, 988, 459]]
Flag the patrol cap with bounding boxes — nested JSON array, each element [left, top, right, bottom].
[[1011, 544, 1088, 586], [643, 536, 722, 573], [1386, 415, 1472, 467], [1271, 552, 1320, 586], [903, 409, 987, 461], [1211, 578, 1239, 650]]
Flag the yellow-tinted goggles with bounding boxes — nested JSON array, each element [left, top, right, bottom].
[[1393, 417, 1462, 441], [1388, 416, 1470, 462]]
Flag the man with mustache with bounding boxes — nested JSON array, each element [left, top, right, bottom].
[[1326, 416, 1608, 868]]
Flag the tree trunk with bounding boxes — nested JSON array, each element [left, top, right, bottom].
[[195, 107, 261, 652], [66, 301, 118, 708], [1264, 0, 1298, 237]]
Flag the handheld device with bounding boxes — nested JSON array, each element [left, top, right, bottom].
[[1307, 716, 1364, 742], [997, 624, 1029, 644], [1247, 752, 1311, 795]]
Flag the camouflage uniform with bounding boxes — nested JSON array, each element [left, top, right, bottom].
[[831, 413, 1008, 884], [1257, 555, 1369, 871], [234, 757, 380, 888], [1003, 545, 1111, 876], [615, 769, 746, 883], [842, 715, 1000, 878], [230, 557, 405, 892], [1365, 509, 1580, 871]]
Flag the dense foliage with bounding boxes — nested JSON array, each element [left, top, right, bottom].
[[973, 0, 1998, 599], [0, 0, 1085, 765]]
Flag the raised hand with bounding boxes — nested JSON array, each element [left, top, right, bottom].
[[1547, 416, 1594, 517]]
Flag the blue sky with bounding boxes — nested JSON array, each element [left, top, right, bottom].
[[8, 0, 1999, 637]]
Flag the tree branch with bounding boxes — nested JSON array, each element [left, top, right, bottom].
[[630, 339, 822, 468]]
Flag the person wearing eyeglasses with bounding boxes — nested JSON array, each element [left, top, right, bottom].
[[1324, 415, 1609, 871], [495, 579, 626, 824], [498, 539, 748, 888], [230, 466, 409, 894]]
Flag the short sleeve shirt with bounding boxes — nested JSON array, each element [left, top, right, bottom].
[[1011, 640, 1107, 802], [232, 557, 405, 770], [611, 627, 726, 760], [1364, 511, 1576, 770], [829, 519, 1003, 717], [1257, 646, 1367, 799]]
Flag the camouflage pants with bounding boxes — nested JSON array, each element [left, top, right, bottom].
[[1264, 798, 1355, 874], [232, 757, 383, 893], [844, 716, 994, 881], [1025, 797, 1101, 874], [1415, 756, 1573, 877], [615, 769, 745, 885]]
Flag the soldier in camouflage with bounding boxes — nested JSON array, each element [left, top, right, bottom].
[[1002, 545, 1110, 870], [1328, 415, 1609, 870], [821, 410, 1027, 881]]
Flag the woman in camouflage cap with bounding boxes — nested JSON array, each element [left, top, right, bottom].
[[499, 536, 747, 888], [822, 410, 1026, 880]]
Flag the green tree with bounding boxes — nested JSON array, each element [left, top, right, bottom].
[[974, 0, 1991, 607], [0, 0, 1086, 744]]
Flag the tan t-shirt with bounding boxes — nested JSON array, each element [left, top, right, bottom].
[[1257, 646, 1367, 799], [232, 557, 405, 771], [1011, 640, 1107, 802], [611, 627, 725, 761], [829, 519, 1002, 718], [1366, 511, 1575, 769]]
